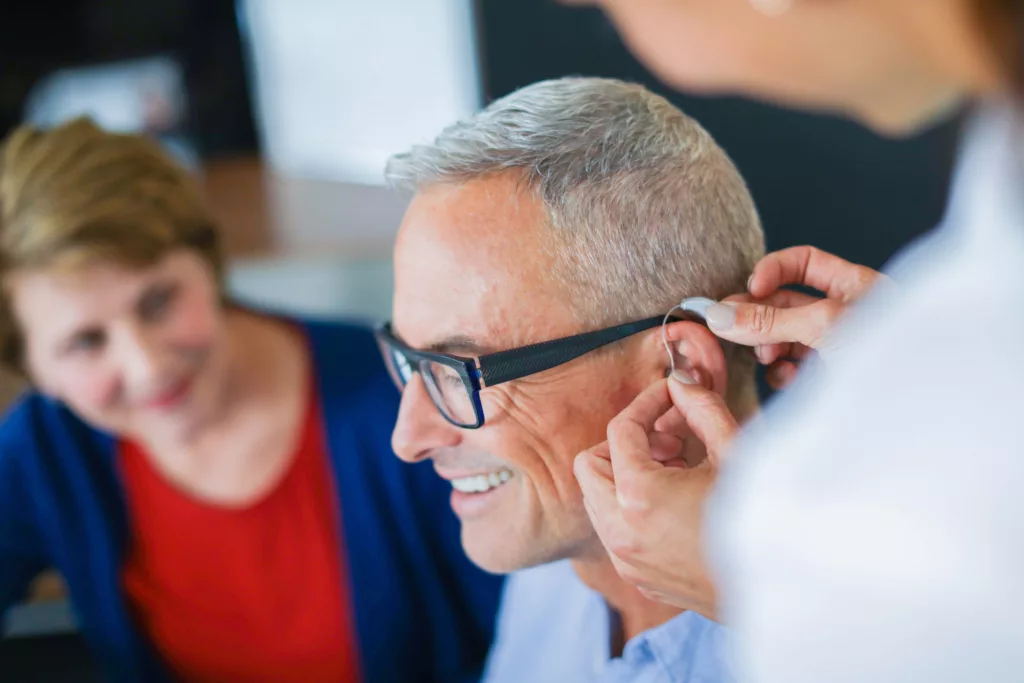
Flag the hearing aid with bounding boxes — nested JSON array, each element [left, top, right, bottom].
[[678, 297, 717, 321], [661, 297, 718, 380]]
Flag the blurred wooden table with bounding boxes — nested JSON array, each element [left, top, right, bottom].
[[202, 156, 409, 264]]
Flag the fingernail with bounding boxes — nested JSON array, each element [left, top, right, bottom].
[[705, 303, 736, 330], [670, 369, 698, 385], [747, 274, 754, 292]]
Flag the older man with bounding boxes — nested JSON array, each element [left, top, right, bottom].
[[376, 77, 764, 683]]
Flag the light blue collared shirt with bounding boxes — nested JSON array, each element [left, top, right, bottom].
[[483, 560, 737, 683]]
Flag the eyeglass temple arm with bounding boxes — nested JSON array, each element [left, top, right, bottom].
[[476, 317, 667, 387]]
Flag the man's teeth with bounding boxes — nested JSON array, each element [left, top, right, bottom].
[[451, 470, 513, 494]]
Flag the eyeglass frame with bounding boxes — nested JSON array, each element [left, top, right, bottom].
[[374, 315, 677, 429]]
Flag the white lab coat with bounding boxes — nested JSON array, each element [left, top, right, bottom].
[[709, 103, 1024, 683]]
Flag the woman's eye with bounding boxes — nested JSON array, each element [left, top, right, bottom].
[[68, 329, 106, 353], [138, 283, 179, 321]]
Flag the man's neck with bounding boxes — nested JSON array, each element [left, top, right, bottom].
[[571, 548, 682, 657]]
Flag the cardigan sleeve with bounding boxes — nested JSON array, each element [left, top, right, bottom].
[[0, 405, 50, 617], [305, 317, 505, 681], [414, 464, 504, 664]]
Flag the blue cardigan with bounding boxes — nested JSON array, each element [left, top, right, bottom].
[[0, 319, 503, 682]]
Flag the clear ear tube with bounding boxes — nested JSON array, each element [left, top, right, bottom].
[[661, 297, 718, 376]]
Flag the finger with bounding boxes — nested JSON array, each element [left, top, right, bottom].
[[756, 340, 811, 365], [725, 290, 821, 365], [719, 289, 833, 351], [664, 382, 739, 466], [605, 380, 674, 482], [755, 343, 785, 365], [573, 452, 625, 544], [710, 298, 843, 349], [722, 289, 820, 309], [766, 360, 800, 390], [574, 451, 618, 509], [586, 440, 612, 462], [649, 432, 685, 463], [653, 405, 689, 438], [749, 246, 882, 303]]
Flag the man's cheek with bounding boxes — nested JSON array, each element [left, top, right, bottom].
[[605, 378, 640, 416]]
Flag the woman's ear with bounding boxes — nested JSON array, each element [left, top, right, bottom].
[[647, 320, 728, 397]]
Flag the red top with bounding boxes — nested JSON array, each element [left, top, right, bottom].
[[118, 380, 361, 683]]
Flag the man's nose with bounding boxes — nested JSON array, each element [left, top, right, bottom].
[[392, 374, 461, 463]]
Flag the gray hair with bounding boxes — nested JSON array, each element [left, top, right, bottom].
[[386, 77, 765, 411]]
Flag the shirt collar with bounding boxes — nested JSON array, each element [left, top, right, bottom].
[[621, 609, 734, 682]]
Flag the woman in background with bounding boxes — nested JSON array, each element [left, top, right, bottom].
[[573, 1, 1024, 682], [0, 118, 501, 683]]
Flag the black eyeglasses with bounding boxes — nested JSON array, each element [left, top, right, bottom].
[[374, 316, 667, 429]]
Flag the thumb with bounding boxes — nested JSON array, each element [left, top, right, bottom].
[[665, 379, 739, 466], [605, 380, 675, 479], [705, 299, 841, 350]]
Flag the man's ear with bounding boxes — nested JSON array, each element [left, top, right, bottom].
[[645, 320, 728, 397]]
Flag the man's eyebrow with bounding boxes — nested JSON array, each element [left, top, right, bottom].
[[422, 334, 493, 355]]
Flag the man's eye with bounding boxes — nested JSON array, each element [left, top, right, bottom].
[[442, 373, 464, 388], [432, 365, 464, 388]]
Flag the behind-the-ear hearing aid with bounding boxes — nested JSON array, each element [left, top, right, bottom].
[[661, 297, 717, 377]]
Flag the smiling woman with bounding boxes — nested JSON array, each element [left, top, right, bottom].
[[0, 120, 232, 449], [0, 119, 501, 683]]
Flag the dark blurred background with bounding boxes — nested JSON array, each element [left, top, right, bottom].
[[478, 0, 963, 271], [0, 1, 963, 680], [0, 0, 258, 157], [0, 0, 961, 269]]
